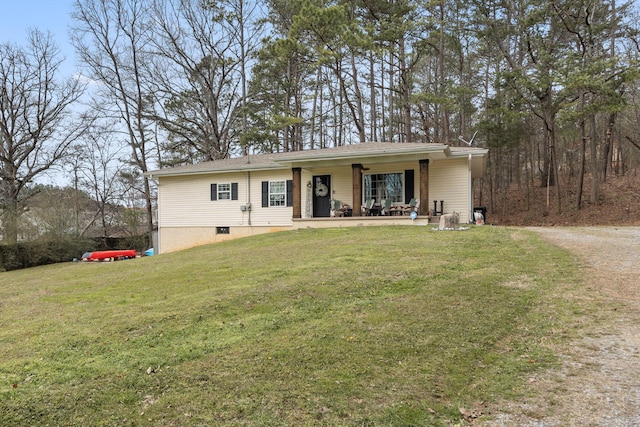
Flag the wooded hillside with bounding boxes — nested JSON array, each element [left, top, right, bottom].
[[487, 173, 640, 226]]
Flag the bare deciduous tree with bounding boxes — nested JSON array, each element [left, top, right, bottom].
[[73, 124, 126, 239], [148, 0, 258, 163], [0, 30, 85, 243], [71, 0, 156, 246]]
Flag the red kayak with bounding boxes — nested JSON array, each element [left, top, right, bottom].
[[82, 250, 137, 261]]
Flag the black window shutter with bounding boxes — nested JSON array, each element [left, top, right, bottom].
[[404, 170, 414, 202], [286, 180, 293, 207], [231, 182, 238, 200], [210, 183, 217, 201], [261, 181, 269, 207]]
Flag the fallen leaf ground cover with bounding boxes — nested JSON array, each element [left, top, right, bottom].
[[0, 226, 587, 426]]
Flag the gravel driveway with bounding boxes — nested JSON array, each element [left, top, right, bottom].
[[480, 227, 640, 427]]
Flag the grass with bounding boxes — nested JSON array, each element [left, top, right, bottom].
[[0, 226, 587, 426]]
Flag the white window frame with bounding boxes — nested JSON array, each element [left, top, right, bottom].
[[269, 180, 286, 207], [364, 172, 404, 203], [217, 183, 231, 200]]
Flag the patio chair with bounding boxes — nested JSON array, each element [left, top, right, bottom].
[[389, 203, 403, 216], [330, 199, 342, 217], [330, 199, 353, 217], [403, 198, 417, 215], [362, 199, 375, 216], [381, 198, 392, 215]]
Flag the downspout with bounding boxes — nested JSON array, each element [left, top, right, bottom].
[[247, 171, 252, 226], [147, 174, 160, 254], [468, 154, 473, 223]]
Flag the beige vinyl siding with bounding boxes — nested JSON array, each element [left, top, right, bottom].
[[158, 173, 247, 228], [328, 167, 353, 204], [157, 170, 295, 253], [249, 170, 294, 226], [158, 170, 296, 228], [300, 166, 352, 208], [429, 158, 471, 221]]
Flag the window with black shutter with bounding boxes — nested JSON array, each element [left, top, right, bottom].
[[262, 181, 269, 207], [231, 183, 238, 200], [404, 170, 414, 202], [286, 180, 293, 207], [262, 180, 289, 207], [211, 183, 238, 201]]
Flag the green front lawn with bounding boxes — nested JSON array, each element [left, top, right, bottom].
[[0, 226, 586, 426]]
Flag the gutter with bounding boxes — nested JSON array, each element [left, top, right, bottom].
[[144, 163, 283, 179], [273, 145, 449, 164], [469, 154, 473, 223]]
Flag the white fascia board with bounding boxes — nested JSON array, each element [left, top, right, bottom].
[[274, 144, 449, 166]]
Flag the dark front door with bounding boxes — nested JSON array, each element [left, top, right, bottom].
[[313, 175, 331, 217]]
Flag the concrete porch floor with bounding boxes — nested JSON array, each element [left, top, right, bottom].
[[292, 215, 432, 229]]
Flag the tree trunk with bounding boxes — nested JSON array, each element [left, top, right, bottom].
[[349, 50, 366, 144], [2, 197, 19, 244], [576, 119, 587, 209], [601, 112, 616, 183], [399, 36, 412, 143], [438, 2, 449, 143], [370, 53, 377, 142], [575, 90, 587, 209], [238, 0, 248, 156], [551, 129, 561, 214], [388, 50, 394, 141], [310, 67, 320, 149], [589, 113, 600, 203]]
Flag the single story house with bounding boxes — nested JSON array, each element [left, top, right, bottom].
[[146, 142, 488, 254]]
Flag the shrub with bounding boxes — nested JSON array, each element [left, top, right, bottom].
[[0, 234, 148, 271]]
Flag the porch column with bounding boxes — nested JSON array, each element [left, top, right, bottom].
[[292, 167, 302, 218], [351, 163, 363, 216], [419, 159, 429, 216]]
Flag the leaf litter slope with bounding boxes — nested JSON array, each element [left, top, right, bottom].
[[0, 226, 581, 426]]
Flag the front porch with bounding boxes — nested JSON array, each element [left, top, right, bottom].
[[291, 160, 433, 219]]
